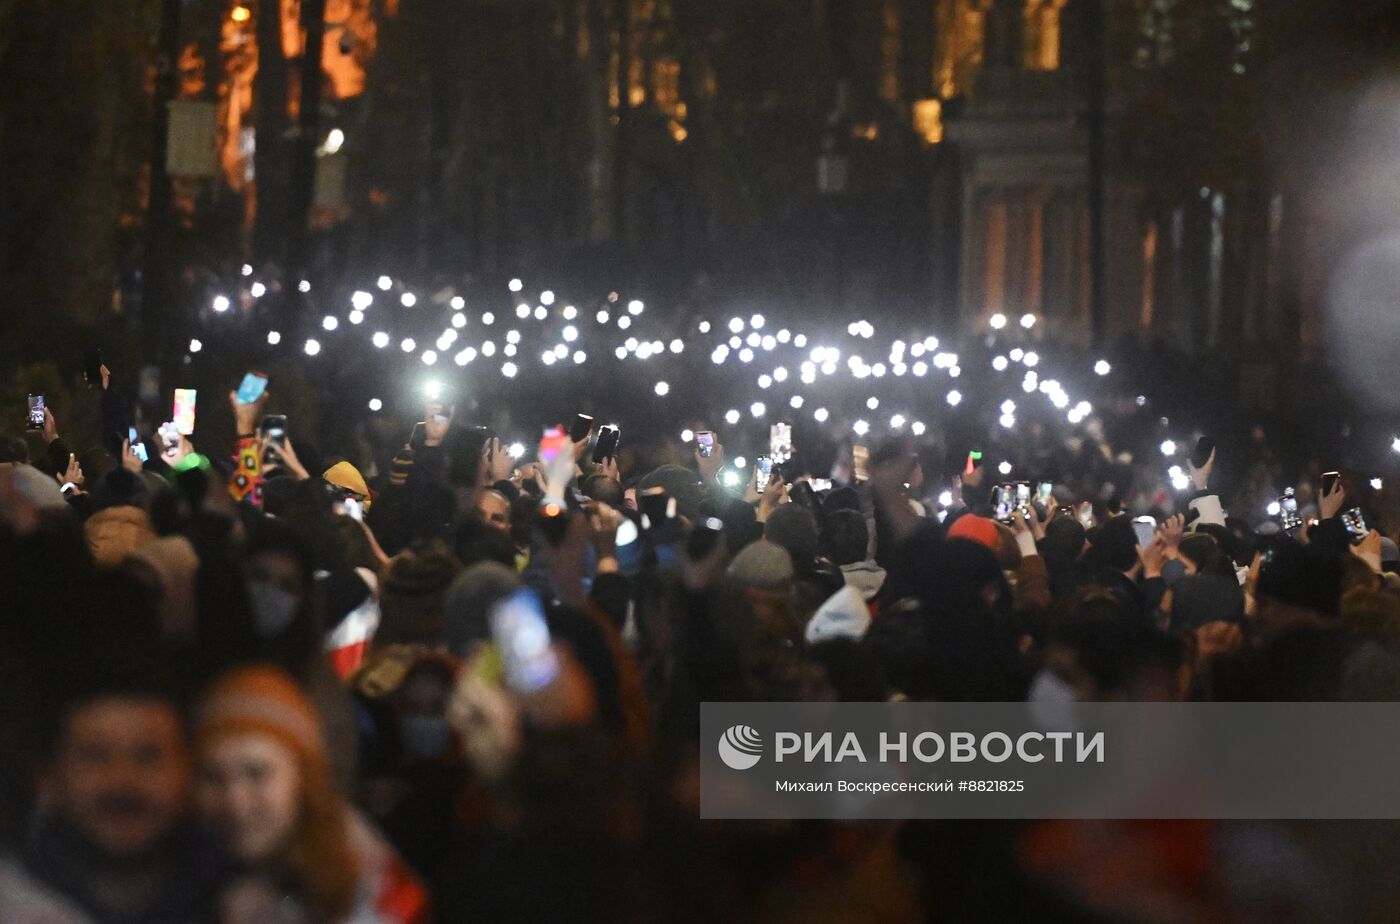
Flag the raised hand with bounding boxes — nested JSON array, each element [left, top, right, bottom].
[[1190, 447, 1215, 491], [120, 438, 143, 474], [230, 388, 269, 437], [1319, 477, 1346, 520], [41, 407, 59, 444]]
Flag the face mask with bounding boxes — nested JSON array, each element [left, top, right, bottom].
[[246, 580, 300, 638], [401, 715, 452, 760], [1028, 668, 1077, 704]]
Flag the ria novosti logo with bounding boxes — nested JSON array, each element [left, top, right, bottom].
[[718, 724, 764, 770]]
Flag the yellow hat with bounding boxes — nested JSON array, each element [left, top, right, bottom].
[[323, 461, 369, 499]]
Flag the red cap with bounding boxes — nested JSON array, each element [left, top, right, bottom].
[[946, 514, 1001, 551]]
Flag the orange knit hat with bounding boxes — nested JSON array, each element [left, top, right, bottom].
[[946, 513, 1002, 552], [196, 664, 329, 776]]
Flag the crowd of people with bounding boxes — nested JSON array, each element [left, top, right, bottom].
[[3, 363, 1400, 924]]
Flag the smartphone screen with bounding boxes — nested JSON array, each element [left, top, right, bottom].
[[852, 445, 870, 483], [490, 589, 560, 694], [1132, 516, 1157, 548], [132, 441, 148, 463], [538, 425, 569, 464], [994, 482, 1030, 522], [755, 455, 774, 493], [26, 394, 44, 430], [808, 478, 833, 492], [569, 413, 594, 443], [236, 371, 269, 404], [770, 422, 793, 462], [1279, 493, 1301, 531], [1037, 482, 1053, 502], [593, 426, 620, 463], [696, 430, 715, 458], [172, 389, 197, 436], [1342, 507, 1368, 539]]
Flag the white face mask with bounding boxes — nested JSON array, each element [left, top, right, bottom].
[[1028, 668, 1078, 704], [246, 580, 300, 638]]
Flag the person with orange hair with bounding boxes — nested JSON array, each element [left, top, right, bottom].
[[193, 664, 427, 924]]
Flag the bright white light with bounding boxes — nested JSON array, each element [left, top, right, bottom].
[[998, 461, 1013, 475], [1020, 313, 1036, 329], [1001, 400, 1016, 415], [670, 339, 684, 354], [481, 312, 494, 325], [711, 346, 729, 364], [508, 442, 526, 459], [739, 348, 754, 363], [502, 362, 518, 378], [628, 299, 644, 315], [450, 296, 464, 310], [508, 278, 523, 292], [750, 402, 766, 418], [212, 295, 230, 313], [618, 316, 631, 329], [322, 315, 338, 331], [368, 398, 382, 411], [1371, 478, 1384, 491], [790, 395, 804, 409], [729, 336, 742, 349], [866, 397, 879, 410], [1010, 348, 1024, 361], [681, 429, 694, 442], [452, 313, 466, 329], [400, 292, 416, 307], [814, 407, 829, 422], [1392, 437, 1400, 454], [853, 419, 870, 436], [267, 330, 281, 345], [515, 304, 530, 319], [534, 306, 548, 320], [655, 381, 670, 396], [636, 342, 653, 359], [371, 331, 389, 349], [559, 325, 577, 343], [793, 334, 808, 348], [890, 414, 905, 429], [377, 275, 392, 290], [505, 329, 521, 345], [761, 335, 777, 351], [423, 381, 442, 400], [613, 346, 627, 360], [911, 421, 926, 436], [1161, 440, 1177, 456], [304, 339, 321, 356], [948, 366, 961, 378], [993, 355, 1009, 371], [454, 348, 475, 366], [596, 310, 610, 324], [1267, 500, 1282, 516], [1000, 414, 1016, 429], [990, 313, 1007, 330], [322, 127, 344, 154], [777, 329, 791, 343], [746, 332, 761, 347], [873, 364, 887, 378], [750, 313, 765, 329], [912, 361, 928, 377], [893, 363, 907, 376], [698, 320, 711, 333], [503, 344, 517, 357], [573, 351, 586, 364], [241, 264, 252, 276], [758, 375, 772, 389], [400, 338, 416, 352], [540, 290, 555, 306], [188, 338, 202, 353], [946, 390, 962, 406], [542, 352, 557, 365], [1171, 472, 1191, 491], [733, 457, 747, 469], [349, 310, 364, 325], [298, 280, 311, 293], [562, 305, 577, 320], [421, 350, 437, 365], [482, 341, 496, 357], [722, 471, 740, 488], [250, 282, 266, 298], [1023, 351, 1039, 368], [938, 490, 953, 507], [1094, 359, 1111, 376], [729, 317, 744, 333], [725, 409, 741, 425]]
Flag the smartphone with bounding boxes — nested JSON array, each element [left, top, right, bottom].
[[687, 516, 724, 559], [1278, 490, 1301, 531], [770, 422, 793, 463], [964, 450, 983, 477], [1321, 471, 1342, 497], [235, 371, 269, 405], [1341, 507, 1368, 540], [342, 497, 363, 521], [755, 455, 774, 493], [994, 482, 1031, 523], [852, 444, 870, 483], [172, 389, 197, 436], [408, 421, 426, 450], [26, 394, 44, 431], [1131, 515, 1158, 548], [1190, 436, 1215, 469], [696, 430, 716, 458], [569, 413, 594, 443], [84, 349, 103, 387], [808, 478, 833, 493], [490, 588, 560, 694], [131, 441, 148, 463], [538, 425, 569, 464], [1037, 482, 1053, 503], [638, 488, 675, 531], [593, 425, 620, 463]]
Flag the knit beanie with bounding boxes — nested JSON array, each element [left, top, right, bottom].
[[726, 539, 795, 591], [443, 561, 520, 657], [196, 664, 329, 775], [946, 513, 1001, 552], [378, 546, 460, 646]]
